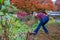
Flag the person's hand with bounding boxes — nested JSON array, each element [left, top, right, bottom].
[[33, 13, 37, 17]]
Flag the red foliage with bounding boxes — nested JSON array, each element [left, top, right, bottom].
[[10, 0, 56, 11], [56, 0, 60, 11]]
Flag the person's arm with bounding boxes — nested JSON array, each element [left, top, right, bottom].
[[33, 13, 38, 19]]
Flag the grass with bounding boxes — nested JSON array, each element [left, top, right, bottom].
[[46, 19, 60, 26]]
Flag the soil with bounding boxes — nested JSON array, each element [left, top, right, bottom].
[[36, 24, 60, 40]]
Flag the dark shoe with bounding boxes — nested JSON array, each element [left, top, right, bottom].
[[46, 32, 49, 34], [29, 32, 35, 35]]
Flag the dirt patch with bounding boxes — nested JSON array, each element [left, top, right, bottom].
[[36, 24, 60, 40]]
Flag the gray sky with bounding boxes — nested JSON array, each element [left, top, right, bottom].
[[52, 0, 56, 4], [52, 0, 56, 2]]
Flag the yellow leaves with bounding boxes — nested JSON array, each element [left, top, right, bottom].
[[0, 0, 4, 4]]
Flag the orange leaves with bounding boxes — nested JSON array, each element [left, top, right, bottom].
[[40, 0, 56, 11], [10, 0, 18, 4], [10, 0, 56, 11], [10, 0, 18, 7], [25, 1, 31, 9], [32, 0, 38, 5]]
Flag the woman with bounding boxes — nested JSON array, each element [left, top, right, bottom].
[[29, 10, 49, 35]]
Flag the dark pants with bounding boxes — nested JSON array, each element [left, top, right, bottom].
[[34, 16, 49, 35]]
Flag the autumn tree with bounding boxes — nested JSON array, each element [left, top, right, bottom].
[[56, 0, 60, 11], [10, 0, 56, 12]]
